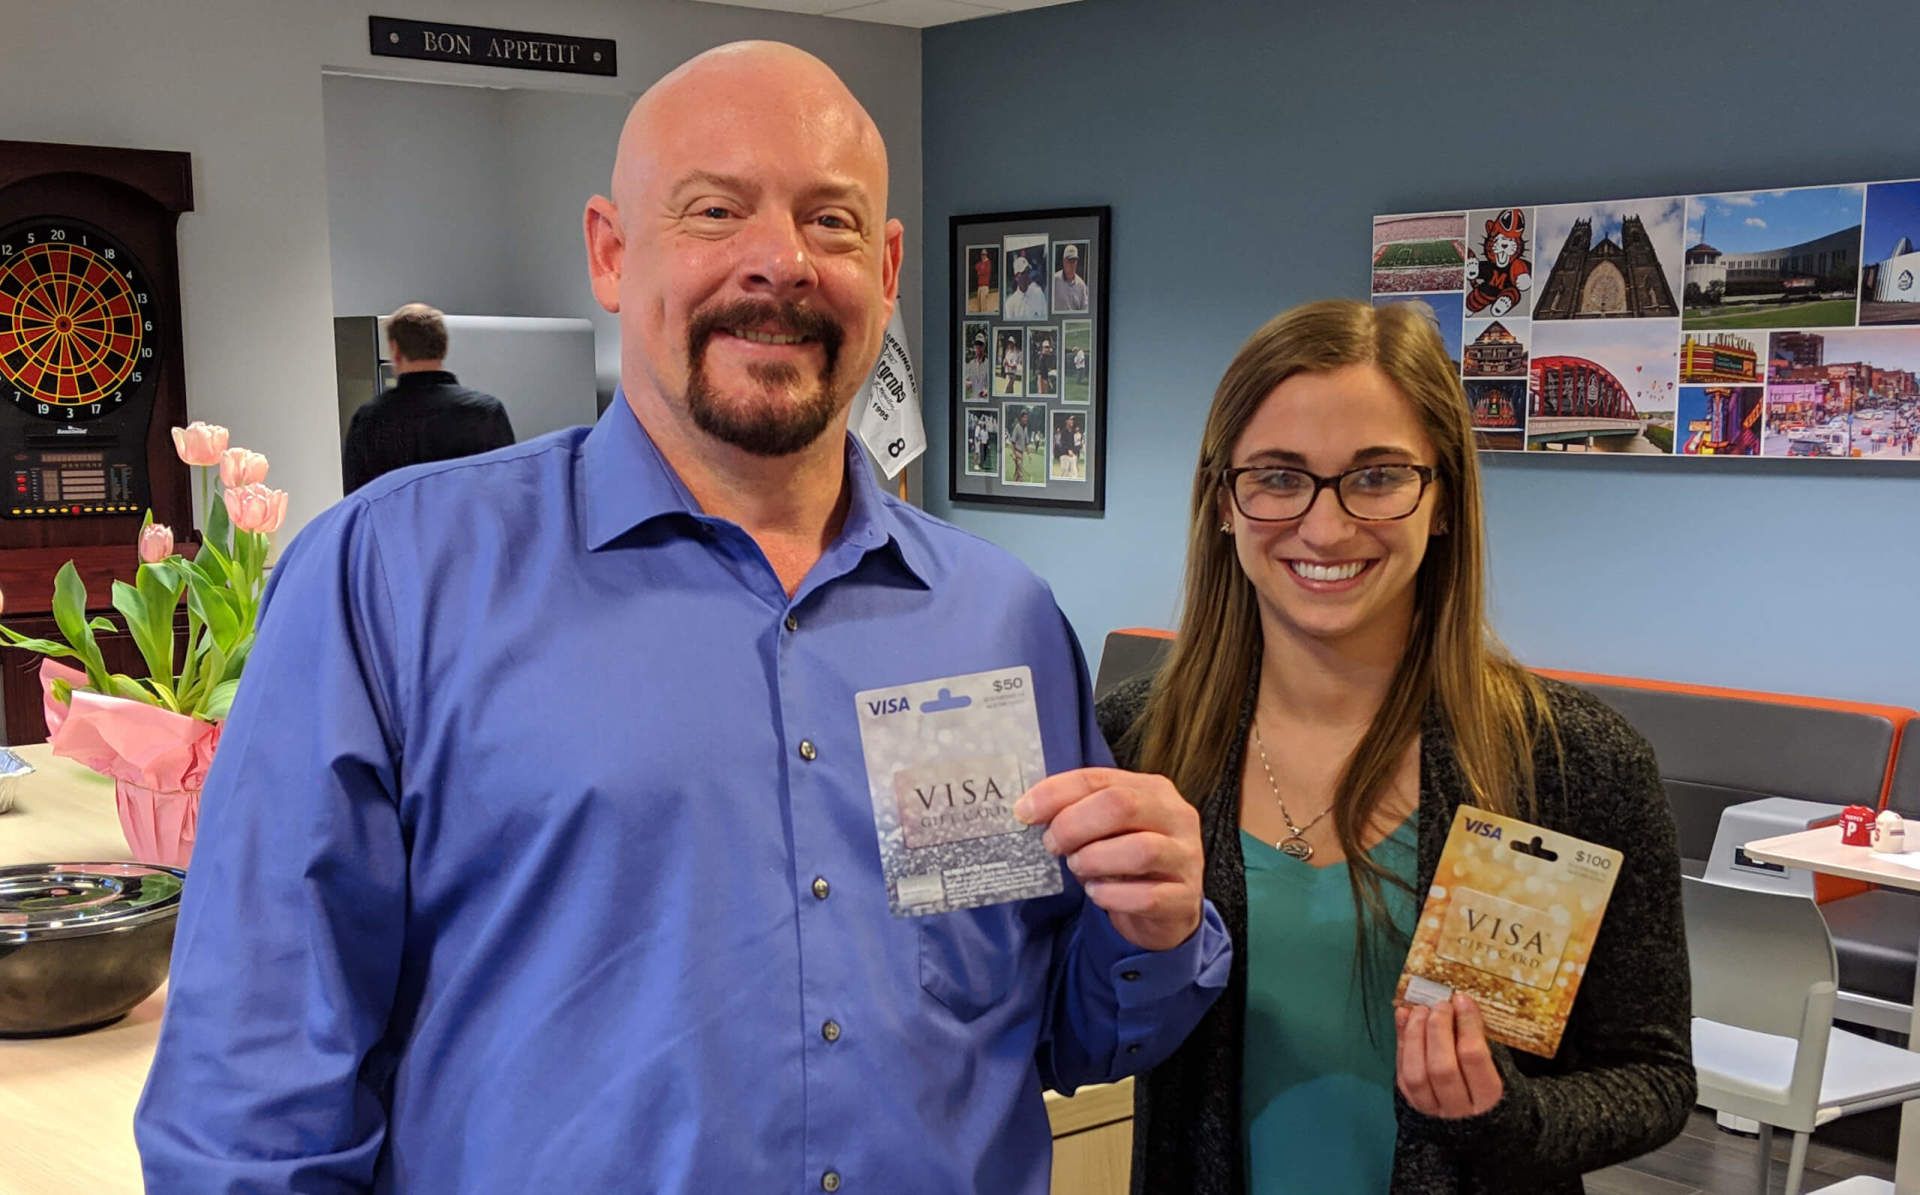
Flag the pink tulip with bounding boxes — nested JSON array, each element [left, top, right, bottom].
[[223, 483, 290, 535], [138, 523, 175, 564], [218, 447, 270, 488], [171, 421, 230, 467]]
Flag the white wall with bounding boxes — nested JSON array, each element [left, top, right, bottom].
[[502, 87, 639, 405], [7, 0, 922, 541], [323, 76, 522, 319], [323, 76, 634, 405]]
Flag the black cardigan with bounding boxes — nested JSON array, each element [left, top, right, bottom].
[[1097, 675, 1694, 1194]]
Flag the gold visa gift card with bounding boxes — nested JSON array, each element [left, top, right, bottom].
[[1395, 806, 1622, 1057]]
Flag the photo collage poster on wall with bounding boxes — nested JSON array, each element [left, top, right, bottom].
[[1372, 177, 1920, 461], [951, 207, 1109, 510]]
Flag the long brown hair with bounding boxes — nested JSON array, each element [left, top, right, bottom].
[[1124, 299, 1556, 965]]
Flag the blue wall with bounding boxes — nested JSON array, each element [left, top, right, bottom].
[[922, 0, 1920, 708]]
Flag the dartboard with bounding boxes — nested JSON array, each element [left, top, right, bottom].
[[0, 217, 155, 423]]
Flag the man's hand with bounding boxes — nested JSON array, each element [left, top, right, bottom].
[[1014, 768, 1204, 952]]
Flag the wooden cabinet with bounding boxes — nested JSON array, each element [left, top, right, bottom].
[[1047, 1079, 1134, 1195]]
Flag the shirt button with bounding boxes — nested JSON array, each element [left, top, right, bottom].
[[1120, 970, 1141, 982], [785, 613, 799, 632], [821, 1019, 841, 1043], [1126, 1043, 1142, 1055], [799, 739, 817, 762], [822, 1171, 841, 1192], [811, 876, 831, 900]]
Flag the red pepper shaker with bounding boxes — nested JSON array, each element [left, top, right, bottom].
[[1840, 805, 1877, 846]]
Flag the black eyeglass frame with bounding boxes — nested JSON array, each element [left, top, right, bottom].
[[1219, 464, 1438, 523]]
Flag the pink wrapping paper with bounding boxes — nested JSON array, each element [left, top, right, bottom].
[[39, 659, 222, 869], [111, 779, 202, 869]]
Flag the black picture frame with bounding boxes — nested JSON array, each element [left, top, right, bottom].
[[949, 205, 1109, 512]]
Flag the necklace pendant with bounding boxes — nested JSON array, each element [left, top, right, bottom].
[[1278, 835, 1314, 862]]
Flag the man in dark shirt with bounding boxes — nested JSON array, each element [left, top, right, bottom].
[[341, 303, 515, 493]]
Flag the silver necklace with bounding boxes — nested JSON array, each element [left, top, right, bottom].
[[1252, 724, 1333, 862]]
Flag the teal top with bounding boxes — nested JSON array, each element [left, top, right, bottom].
[[1241, 817, 1420, 1195]]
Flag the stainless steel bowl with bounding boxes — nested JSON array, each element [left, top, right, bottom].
[[0, 862, 185, 1037]]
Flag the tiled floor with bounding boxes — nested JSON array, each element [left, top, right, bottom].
[[1591, 1109, 1895, 1194]]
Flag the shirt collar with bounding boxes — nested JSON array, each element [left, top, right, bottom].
[[393, 370, 458, 388], [578, 392, 934, 587]]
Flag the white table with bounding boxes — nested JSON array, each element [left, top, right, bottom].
[[1744, 828, 1920, 1195], [0, 743, 156, 1194]]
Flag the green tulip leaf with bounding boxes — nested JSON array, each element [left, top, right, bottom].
[[106, 673, 157, 705], [51, 561, 111, 696], [185, 576, 243, 653], [0, 626, 78, 657], [220, 635, 253, 682], [204, 679, 242, 721], [135, 562, 182, 684], [205, 481, 234, 558]]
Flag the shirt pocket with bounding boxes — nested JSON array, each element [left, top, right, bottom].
[[917, 907, 1024, 1022]]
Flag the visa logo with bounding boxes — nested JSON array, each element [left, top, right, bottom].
[[866, 696, 911, 717], [913, 775, 1010, 809], [1465, 817, 1502, 840]]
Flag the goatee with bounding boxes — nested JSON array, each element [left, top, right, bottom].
[[685, 299, 847, 457]]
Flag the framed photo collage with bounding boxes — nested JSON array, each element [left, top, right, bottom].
[[1372, 178, 1920, 461], [949, 206, 1109, 510]]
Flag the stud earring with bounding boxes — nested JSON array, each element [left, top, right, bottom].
[[1218, 521, 1232, 533]]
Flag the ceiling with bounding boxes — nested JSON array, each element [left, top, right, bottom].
[[688, 0, 1081, 30]]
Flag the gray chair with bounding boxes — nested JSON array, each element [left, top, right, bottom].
[[1092, 629, 1173, 702], [1685, 876, 1920, 1195], [1559, 677, 1901, 869], [1556, 674, 1916, 1032]]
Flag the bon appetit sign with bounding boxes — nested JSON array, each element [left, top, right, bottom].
[[369, 16, 616, 77]]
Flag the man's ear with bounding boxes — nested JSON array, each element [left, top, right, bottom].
[[880, 216, 905, 313], [584, 196, 624, 313]]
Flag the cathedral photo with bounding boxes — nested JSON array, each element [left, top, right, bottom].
[[1534, 200, 1684, 320]]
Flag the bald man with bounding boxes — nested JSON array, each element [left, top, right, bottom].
[[135, 42, 1226, 1193]]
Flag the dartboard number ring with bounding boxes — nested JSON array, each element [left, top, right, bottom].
[[0, 217, 157, 423]]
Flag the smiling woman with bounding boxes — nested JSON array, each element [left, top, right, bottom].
[[1100, 299, 1693, 1194]]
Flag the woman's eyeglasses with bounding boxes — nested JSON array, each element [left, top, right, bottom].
[[1220, 464, 1436, 522]]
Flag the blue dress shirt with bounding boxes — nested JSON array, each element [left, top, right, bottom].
[[135, 398, 1230, 1193]]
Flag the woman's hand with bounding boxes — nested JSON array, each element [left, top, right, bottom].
[[1395, 992, 1505, 1118], [1014, 767, 1204, 952]]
